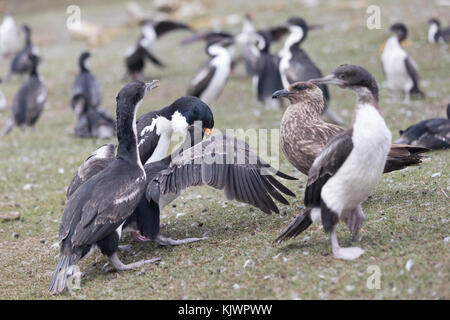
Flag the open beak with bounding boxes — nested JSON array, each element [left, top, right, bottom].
[[309, 74, 345, 86], [145, 80, 160, 94], [272, 89, 294, 99], [203, 127, 214, 136]]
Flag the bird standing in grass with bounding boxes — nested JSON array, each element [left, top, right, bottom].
[[271, 81, 428, 177], [71, 51, 115, 139], [275, 65, 392, 260], [0, 13, 19, 59], [125, 19, 192, 80], [186, 37, 234, 106], [48, 80, 160, 295], [427, 18, 450, 44], [381, 23, 425, 103], [6, 25, 39, 81], [1, 53, 47, 136]]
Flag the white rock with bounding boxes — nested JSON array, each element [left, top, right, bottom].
[[431, 172, 441, 178], [405, 259, 414, 271], [232, 284, 240, 290], [345, 285, 355, 292], [176, 212, 186, 218]]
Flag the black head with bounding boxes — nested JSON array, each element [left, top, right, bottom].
[[22, 24, 31, 34], [285, 17, 315, 44], [287, 17, 308, 31], [390, 23, 408, 42], [116, 80, 159, 117], [79, 51, 91, 72], [447, 103, 450, 119], [272, 82, 323, 105], [428, 18, 440, 27], [310, 64, 379, 101], [170, 96, 215, 134]]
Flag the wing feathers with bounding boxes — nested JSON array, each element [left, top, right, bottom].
[[156, 135, 296, 214]]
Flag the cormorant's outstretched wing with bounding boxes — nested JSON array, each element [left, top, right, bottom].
[[148, 135, 296, 214], [66, 144, 116, 198], [155, 21, 192, 37], [181, 31, 233, 46], [143, 49, 165, 67], [268, 25, 289, 42]]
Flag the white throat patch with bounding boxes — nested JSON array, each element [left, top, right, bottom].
[[171, 111, 189, 135]]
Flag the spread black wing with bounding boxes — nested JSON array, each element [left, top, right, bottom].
[[155, 21, 191, 37], [148, 135, 297, 214]]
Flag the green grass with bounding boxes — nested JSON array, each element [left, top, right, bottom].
[[0, 0, 448, 299]]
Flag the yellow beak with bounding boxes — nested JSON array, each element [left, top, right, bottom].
[[203, 128, 214, 136]]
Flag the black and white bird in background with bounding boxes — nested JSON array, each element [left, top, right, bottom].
[[276, 65, 392, 260], [0, 13, 19, 59], [427, 18, 450, 44], [6, 24, 40, 81], [1, 53, 47, 136], [277, 17, 342, 124], [186, 37, 234, 105], [125, 18, 192, 80], [381, 23, 425, 103], [48, 80, 161, 295], [71, 51, 115, 139], [242, 26, 288, 109], [397, 103, 449, 150]]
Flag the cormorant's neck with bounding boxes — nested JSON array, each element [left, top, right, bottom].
[[29, 64, 38, 77], [79, 59, 89, 73], [282, 27, 306, 53], [25, 32, 31, 47], [117, 101, 141, 161], [354, 86, 379, 106]]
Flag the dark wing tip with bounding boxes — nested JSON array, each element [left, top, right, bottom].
[[273, 208, 312, 243]]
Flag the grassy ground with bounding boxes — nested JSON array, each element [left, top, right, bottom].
[[0, 0, 448, 299]]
